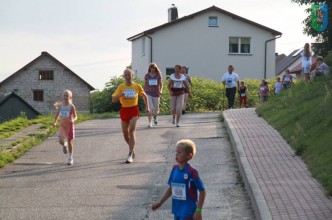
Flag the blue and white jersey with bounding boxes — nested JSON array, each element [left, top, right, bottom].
[[168, 163, 205, 217]]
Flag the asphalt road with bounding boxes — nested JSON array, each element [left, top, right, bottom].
[[0, 112, 254, 220]]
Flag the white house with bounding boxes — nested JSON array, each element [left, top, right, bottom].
[[127, 5, 282, 81]]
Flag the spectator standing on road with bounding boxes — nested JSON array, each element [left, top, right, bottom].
[[238, 80, 248, 108], [301, 43, 313, 83], [274, 77, 283, 94], [112, 68, 150, 163], [168, 64, 191, 127], [144, 63, 163, 128], [152, 139, 206, 220], [222, 65, 240, 109], [282, 69, 293, 89], [259, 79, 270, 102], [181, 66, 192, 114], [53, 90, 78, 165], [311, 56, 330, 80]]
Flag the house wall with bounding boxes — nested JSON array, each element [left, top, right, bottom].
[[132, 37, 151, 77], [0, 56, 91, 114], [131, 10, 278, 81]]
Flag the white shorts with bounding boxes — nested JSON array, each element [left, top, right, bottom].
[[147, 95, 160, 115]]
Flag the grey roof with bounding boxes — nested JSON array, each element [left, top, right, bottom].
[[0, 52, 95, 91], [0, 92, 41, 115], [127, 5, 282, 41], [276, 54, 287, 65], [275, 49, 302, 75]]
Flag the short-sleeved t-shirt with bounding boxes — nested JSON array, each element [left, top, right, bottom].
[[112, 83, 144, 107], [222, 72, 239, 88], [144, 73, 162, 97], [301, 51, 313, 73], [274, 82, 282, 94], [318, 63, 330, 76], [170, 73, 186, 96], [168, 163, 205, 217]]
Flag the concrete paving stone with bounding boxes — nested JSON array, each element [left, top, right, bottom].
[[223, 108, 332, 220], [0, 113, 256, 219]]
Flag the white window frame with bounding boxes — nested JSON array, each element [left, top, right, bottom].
[[208, 16, 219, 27], [229, 37, 252, 54]]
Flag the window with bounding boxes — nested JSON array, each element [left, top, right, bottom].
[[229, 37, 251, 54], [141, 37, 146, 56], [166, 68, 175, 76], [208, 16, 218, 27], [39, 70, 54, 80], [33, 90, 44, 101]]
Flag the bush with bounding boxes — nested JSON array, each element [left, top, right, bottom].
[[89, 76, 263, 113]]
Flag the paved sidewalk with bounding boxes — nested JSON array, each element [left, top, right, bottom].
[[223, 108, 332, 220]]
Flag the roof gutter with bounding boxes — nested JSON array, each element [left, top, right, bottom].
[[144, 33, 153, 63], [264, 34, 282, 79]]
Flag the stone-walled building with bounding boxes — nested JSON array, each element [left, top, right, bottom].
[[0, 52, 95, 114]]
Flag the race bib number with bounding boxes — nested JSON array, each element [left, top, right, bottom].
[[260, 86, 265, 91], [171, 183, 186, 200], [124, 89, 136, 98], [241, 93, 246, 97], [148, 79, 158, 86], [226, 78, 233, 86], [59, 110, 70, 118], [173, 81, 183, 88]]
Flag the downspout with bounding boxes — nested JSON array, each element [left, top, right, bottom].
[[264, 34, 282, 79], [144, 33, 153, 63]]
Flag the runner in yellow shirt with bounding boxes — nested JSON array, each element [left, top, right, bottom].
[[112, 68, 150, 163]]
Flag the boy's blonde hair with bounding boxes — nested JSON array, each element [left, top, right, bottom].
[[176, 139, 196, 156]]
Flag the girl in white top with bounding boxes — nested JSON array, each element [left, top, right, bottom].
[[53, 90, 78, 165], [274, 77, 283, 94], [301, 43, 313, 82], [167, 64, 191, 127]]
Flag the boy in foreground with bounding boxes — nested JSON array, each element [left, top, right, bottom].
[[152, 139, 206, 220]]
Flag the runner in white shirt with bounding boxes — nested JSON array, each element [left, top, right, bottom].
[[222, 65, 240, 109]]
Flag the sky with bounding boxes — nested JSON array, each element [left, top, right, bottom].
[[0, 0, 313, 90]]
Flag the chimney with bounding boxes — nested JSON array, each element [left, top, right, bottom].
[[168, 4, 178, 22]]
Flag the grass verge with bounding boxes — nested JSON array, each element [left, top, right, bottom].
[[0, 112, 117, 168], [256, 76, 332, 195]]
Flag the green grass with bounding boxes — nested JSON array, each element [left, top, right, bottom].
[[0, 112, 117, 168], [256, 76, 332, 195]]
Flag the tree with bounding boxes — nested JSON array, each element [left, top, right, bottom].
[[291, 0, 332, 56]]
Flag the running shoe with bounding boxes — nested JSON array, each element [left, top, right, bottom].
[[153, 116, 158, 125], [148, 123, 153, 128], [63, 143, 68, 154], [68, 157, 73, 165], [176, 123, 180, 127], [126, 152, 133, 163], [132, 151, 136, 159]]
